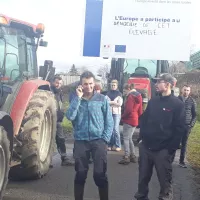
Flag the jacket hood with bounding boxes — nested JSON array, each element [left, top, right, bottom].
[[128, 89, 136, 94], [129, 90, 141, 104]]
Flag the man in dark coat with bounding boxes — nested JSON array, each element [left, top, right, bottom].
[[51, 76, 75, 166], [135, 74, 185, 200], [177, 85, 197, 168]]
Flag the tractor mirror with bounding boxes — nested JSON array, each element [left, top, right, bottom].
[[39, 65, 48, 80], [39, 60, 55, 81], [39, 40, 48, 47]]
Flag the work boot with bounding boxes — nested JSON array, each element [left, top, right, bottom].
[[179, 161, 187, 168], [98, 186, 109, 200], [61, 158, 75, 166], [74, 184, 84, 200], [118, 156, 130, 165], [130, 154, 137, 163]]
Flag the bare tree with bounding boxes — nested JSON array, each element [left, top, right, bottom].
[[97, 65, 109, 79], [97, 65, 110, 88], [169, 61, 188, 75], [69, 64, 78, 76], [78, 66, 88, 74]]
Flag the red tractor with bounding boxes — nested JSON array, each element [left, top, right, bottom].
[[108, 58, 170, 110], [0, 14, 57, 199]]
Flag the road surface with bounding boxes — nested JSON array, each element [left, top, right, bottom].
[[3, 142, 200, 200]]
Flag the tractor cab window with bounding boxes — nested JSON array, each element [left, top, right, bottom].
[[0, 27, 26, 83], [26, 37, 37, 77], [125, 59, 157, 77], [0, 38, 5, 69]]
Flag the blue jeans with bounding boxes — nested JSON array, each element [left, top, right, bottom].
[[109, 114, 121, 148]]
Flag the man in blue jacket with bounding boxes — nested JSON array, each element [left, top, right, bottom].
[[66, 71, 114, 200]]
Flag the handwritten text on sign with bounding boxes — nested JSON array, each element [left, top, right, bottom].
[[113, 16, 180, 35], [99, 0, 192, 60]]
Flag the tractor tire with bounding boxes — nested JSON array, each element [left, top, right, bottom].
[[0, 127, 10, 200], [10, 90, 57, 180]]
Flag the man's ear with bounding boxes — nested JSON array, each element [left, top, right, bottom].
[[165, 82, 171, 89]]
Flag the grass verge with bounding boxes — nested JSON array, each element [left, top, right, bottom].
[[187, 122, 200, 168], [197, 104, 200, 122]]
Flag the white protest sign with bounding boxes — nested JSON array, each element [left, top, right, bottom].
[[82, 0, 192, 61]]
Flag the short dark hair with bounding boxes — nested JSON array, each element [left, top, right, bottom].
[[183, 85, 191, 88], [123, 83, 134, 90], [80, 71, 95, 83], [53, 76, 62, 82]]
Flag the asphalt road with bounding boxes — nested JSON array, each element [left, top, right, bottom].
[[3, 142, 200, 200]]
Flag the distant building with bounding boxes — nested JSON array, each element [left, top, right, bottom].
[[190, 50, 200, 69]]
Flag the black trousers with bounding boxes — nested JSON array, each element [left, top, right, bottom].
[[55, 123, 67, 160], [180, 128, 191, 163], [135, 143, 173, 200], [74, 139, 108, 188]]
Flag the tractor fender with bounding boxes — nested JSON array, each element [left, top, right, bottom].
[[0, 111, 14, 152], [10, 79, 51, 136]]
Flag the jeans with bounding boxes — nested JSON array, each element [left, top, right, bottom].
[[109, 114, 121, 148], [123, 124, 136, 156]]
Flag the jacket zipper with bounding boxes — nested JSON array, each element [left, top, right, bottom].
[[87, 102, 90, 140]]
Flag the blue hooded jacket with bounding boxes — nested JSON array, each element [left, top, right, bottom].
[[66, 93, 114, 143]]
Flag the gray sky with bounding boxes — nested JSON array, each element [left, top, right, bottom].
[[1, 0, 200, 73]]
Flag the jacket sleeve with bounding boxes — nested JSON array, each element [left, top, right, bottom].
[[122, 95, 134, 119], [66, 96, 81, 121], [138, 95, 143, 117], [168, 101, 185, 152], [190, 98, 197, 127], [137, 101, 150, 142], [102, 98, 114, 143], [114, 96, 123, 107]]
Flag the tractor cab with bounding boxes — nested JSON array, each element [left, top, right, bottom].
[[0, 14, 48, 85], [126, 59, 169, 109]]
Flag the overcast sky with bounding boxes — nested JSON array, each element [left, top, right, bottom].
[[1, 0, 199, 73]]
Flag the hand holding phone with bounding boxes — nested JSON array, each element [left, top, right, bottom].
[[76, 85, 83, 98]]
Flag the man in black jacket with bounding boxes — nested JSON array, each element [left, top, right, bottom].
[[134, 74, 185, 200], [51, 76, 75, 166], [178, 85, 197, 168]]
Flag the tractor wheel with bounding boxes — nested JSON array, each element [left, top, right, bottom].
[[0, 127, 10, 200], [10, 90, 57, 180]]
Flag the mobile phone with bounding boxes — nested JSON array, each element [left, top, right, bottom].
[[77, 85, 83, 93]]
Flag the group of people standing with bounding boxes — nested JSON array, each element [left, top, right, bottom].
[[50, 71, 197, 200], [105, 80, 143, 165]]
